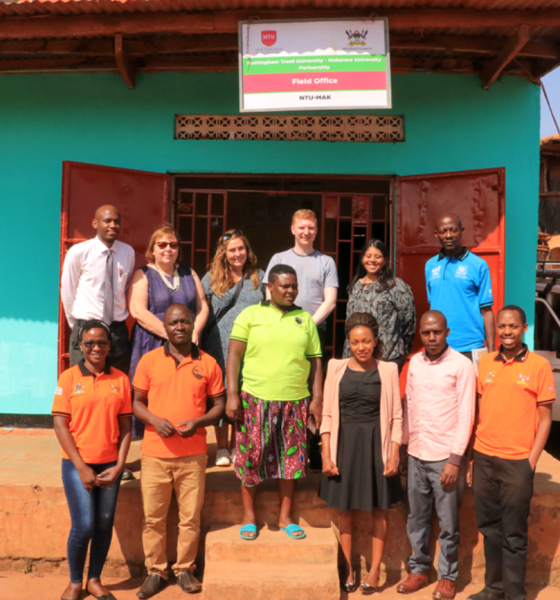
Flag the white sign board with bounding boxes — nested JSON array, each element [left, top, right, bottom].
[[239, 19, 391, 112]]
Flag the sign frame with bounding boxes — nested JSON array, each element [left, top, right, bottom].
[[238, 18, 392, 113]]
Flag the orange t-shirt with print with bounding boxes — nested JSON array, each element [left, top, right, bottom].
[[52, 363, 132, 464], [132, 344, 225, 459], [475, 347, 555, 460]]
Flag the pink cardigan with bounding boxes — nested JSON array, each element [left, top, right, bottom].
[[320, 358, 403, 467]]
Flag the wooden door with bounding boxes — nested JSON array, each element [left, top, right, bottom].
[[397, 168, 505, 352], [59, 162, 169, 374]]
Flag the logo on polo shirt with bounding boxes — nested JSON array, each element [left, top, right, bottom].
[[73, 383, 85, 394], [430, 265, 442, 280], [484, 371, 495, 383], [110, 385, 121, 393], [192, 366, 204, 380], [455, 265, 469, 279], [517, 373, 531, 386]]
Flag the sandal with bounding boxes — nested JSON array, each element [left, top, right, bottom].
[[280, 523, 306, 539], [239, 523, 258, 540], [343, 571, 357, 592]]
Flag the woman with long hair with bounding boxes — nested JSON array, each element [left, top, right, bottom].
[[52, 320, 132, 600], [344, 239, 416, 372], [200, 230, 265, 467], [128, 224, 208, 438], [320, 312, 403, 592]]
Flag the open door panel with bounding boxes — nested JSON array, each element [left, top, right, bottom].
[[58, 161, 169, 374], [397, 168, 505, 352]]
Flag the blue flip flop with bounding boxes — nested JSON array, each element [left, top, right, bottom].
[[280, 524, 306, 539], [239, 523, 258, 540]]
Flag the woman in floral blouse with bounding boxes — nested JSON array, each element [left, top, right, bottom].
[[343, 239, 416, 372]]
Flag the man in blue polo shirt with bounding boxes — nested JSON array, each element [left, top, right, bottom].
[[425, 214, 495, 358]]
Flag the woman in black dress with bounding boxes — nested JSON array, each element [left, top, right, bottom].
[[320, 312, 403, 592]]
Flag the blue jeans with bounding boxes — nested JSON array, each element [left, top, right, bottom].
[[406, 456, 465, 581], [62, 459, 123, 583]]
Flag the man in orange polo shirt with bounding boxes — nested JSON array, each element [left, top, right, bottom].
[[469, 305, 555, 600], [132, 303, 225, 598]]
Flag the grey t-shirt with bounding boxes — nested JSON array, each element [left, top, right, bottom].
[[265, 249, 339, 320]]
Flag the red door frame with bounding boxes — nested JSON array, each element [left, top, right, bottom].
[[396, 167, 506, 351], [58, 161, 169, 375]]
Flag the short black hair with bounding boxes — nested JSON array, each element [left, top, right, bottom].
[[498, 305, 527, 325], [79, 319, 110, 342], [435, 213, 463, 230], [268, 264, 297, 283], [420, 310, 448, 329]]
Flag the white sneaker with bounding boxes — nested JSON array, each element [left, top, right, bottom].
[[230, 448, 236, 464], [215, 448, 231, 467]]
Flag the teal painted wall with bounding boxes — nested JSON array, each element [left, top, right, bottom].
[[0, 72, 540, 415]]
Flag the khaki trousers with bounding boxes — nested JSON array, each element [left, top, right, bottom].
[[141, 454, 207, 577]]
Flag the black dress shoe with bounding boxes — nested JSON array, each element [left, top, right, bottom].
[[137, 574, 166, 599], [177, 571, 202, 594], [467, 588, 505, 600]]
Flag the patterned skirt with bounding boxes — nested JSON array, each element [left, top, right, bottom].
[[234, 391, 309, 487]]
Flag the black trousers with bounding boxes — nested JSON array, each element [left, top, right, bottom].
[[473, 449, 534, 600], [69, 319, 131, 374]]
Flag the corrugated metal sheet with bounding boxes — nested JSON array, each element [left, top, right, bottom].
[[2, 0, 560, 17]]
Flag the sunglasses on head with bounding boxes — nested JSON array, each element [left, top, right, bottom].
[[155, 241, 179, 250], [221, 230, 243, 242]]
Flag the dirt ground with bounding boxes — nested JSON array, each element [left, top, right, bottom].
[[0, 572, 559, 600]]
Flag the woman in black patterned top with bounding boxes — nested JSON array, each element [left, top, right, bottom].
[[343, 239, 416, 372]]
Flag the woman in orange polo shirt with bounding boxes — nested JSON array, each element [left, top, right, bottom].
[[52, 319, 132, 600]]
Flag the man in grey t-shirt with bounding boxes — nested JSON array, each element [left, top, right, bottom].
[[265, 209, 338, 330], [265, 209, 338, 472]]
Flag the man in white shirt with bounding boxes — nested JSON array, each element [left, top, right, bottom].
[[61, 205, 135, 373]]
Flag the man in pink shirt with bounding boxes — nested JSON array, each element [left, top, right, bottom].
[[397, 311, 476, 600]]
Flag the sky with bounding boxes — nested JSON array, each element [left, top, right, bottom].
[[541, 67, 560, 139]]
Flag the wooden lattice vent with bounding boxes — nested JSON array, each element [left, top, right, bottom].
[[175, 115, 404, 143]]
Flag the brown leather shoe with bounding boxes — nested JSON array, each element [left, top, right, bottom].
[[397, 573, 429, 594], [176, 571, 202, 594], [433, 579, 456, 600], [136, 574, 166, 599]]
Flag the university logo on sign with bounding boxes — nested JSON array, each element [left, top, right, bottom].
[[261, 31, 277, 46]]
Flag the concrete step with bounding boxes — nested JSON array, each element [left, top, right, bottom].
[[202, 561, 340, 600], [205, 524, 338, 564]]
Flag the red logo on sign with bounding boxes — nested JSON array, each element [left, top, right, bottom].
[[261, 31, 277, 46]]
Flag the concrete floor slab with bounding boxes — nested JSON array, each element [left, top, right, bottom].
[[2, 428, 560, 589]]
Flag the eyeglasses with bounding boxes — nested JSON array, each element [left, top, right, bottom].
[[155, 241, 179, 250], [221, 230, 243, 242], [81, 341, 110, 349]]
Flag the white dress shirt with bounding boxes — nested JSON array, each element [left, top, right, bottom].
[[61, 236, 135, 328]]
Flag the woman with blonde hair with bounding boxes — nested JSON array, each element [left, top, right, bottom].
[[200, 230, 265, 466], [320, 312, 403, 592], [128, 224, 208, 437]]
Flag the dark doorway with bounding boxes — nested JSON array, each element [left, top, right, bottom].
[[171, 174, 393, 359]]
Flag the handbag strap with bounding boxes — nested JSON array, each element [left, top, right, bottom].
[[205, 274, 246, 333]]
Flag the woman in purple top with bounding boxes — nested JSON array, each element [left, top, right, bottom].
[[128, 224, 208, 438]]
